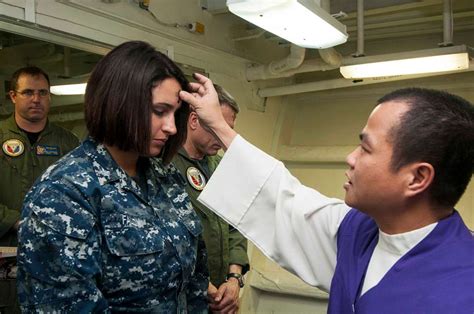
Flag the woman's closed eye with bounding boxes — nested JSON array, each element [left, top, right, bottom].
[[153, 108, 165, 116]]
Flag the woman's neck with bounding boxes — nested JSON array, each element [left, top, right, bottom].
[[105, 145, 139, 177]]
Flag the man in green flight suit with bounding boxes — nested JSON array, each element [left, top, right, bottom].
[[0, 66, 79, 313], [173, 84, 249, 314]]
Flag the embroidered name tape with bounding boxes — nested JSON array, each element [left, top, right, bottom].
[[36, 145, 60, 156]]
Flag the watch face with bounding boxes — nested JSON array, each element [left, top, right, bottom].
[[226, 273, 244, 287]]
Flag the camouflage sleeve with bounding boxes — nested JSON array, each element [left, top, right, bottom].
[[186, 234, 209, 313], [0, 203, 20, 239], [228, 225, 250, 274], [17, 181, 109, 313]]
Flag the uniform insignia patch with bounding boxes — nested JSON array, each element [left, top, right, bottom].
[[2, 139, 24, 157], [186, 167, 206, 191], [36, 145, 60, 156]]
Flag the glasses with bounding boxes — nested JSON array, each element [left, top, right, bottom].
[[14, 89, 50, 98]]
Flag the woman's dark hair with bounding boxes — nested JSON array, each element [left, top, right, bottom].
[[378, 87, 474, 208], [84, 41, 189, 163]]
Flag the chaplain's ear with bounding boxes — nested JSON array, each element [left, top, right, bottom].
[[405, 162, 435, 197]]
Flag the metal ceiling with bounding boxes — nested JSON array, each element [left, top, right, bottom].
[[0, 0, 472, 118]]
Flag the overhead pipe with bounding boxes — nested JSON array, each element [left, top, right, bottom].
[[354, 0, 365, 56], [343, 0, 441, 19], [319, 48, 343, 67], [263, 44, 305, 73], [319, 0, 343, 66], [345, 11, 474, 33], [320, 0, 330, 12], [245, 44, 306, 81], [254, 0, 470, 96], [257, 60, 474, 98], [440, 0, 453, 46], [63, 47, 71, 77], [264, 58, 341, 77], [245, 44, 346, 81], [245, 0, 342, 81], [29, 53, 64, 64], [25, 0, 36, 23]]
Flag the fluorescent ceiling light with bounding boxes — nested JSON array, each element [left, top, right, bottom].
[[340, 45, 470, 79], [227, 0, 348, 49], [50, 83, 87, 95]]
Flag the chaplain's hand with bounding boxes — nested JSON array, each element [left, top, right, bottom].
[[179, 73, 223, 129], [179, 73, 237, 150], [209, 279, 240, 314]]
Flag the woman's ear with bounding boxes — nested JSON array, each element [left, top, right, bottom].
[[405, 162, 435, 197]]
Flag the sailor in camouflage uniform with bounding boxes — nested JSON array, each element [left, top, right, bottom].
[[0, 66, 79, 314], [17, 41, 208, 312], [18, 139, 208, 312]]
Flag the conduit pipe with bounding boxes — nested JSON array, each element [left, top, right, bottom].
[[29, 53, 64, 64], [246, 44, 305, 81], [64, 47, 71, 77], [267, 58, 340, 77], [440, 0, 453, 46], [245, 0, 343, 81], [318, 48, 343, 67], [254, 0, 469, 97], [318, 0, 343, 67], [354, 0, 365, 56], [246, 46, 346, 81], [257, 60, 474, 97]]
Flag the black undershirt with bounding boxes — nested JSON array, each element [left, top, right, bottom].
[[19, 127, 42, 145]]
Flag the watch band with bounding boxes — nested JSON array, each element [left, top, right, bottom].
[[226, 272, 244, 288]]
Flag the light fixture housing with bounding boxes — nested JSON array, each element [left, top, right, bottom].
[[340, 45, 470, 79], [227, 0, 348, 49], [50, 83, 87, 95]]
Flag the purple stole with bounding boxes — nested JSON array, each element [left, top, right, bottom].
[[328, 209, 474, 313]]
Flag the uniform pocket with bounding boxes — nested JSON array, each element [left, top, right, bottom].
[[102, 211, 165, 256], [28, 187, 95, 240], [178, 210, 203, 239]]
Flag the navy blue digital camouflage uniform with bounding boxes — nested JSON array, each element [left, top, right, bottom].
[[16, 138, 209, 313]]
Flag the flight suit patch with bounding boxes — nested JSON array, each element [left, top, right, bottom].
[[2, 139, 24, 157], [186, 167, 206, 191], [36, 145, 60, 156]]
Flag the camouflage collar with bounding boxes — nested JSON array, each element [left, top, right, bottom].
[[150, 157, 170, 178], [83, 138, 167, 190], [82, 137, 133, 186]]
